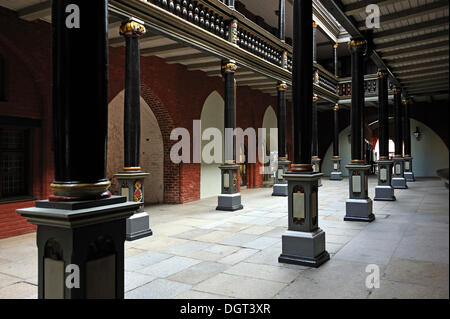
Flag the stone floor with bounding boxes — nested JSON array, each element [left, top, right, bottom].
[[0, 177, 448, 299]]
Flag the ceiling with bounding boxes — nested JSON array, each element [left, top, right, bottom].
[[337, 0, 449, 103]]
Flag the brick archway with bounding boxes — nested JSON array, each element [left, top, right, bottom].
[[140, 84, 180, 204]]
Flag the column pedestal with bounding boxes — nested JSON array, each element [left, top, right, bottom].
[[279, 172, 329, 268], [17, 196, 139, 299], [330, 157, 343, 180], [345, 164, 375, 222], [374, 160, 396, 201], [392, 157, 408, 189], [115, 172, 152, 241], [217, 164, 243, 211], [312, 157, 323, 187], [272, 160, 290, 197], [404, 156, 415, 182]]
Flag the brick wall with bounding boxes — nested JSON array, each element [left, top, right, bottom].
[[0, 7, 52, 239], [0, 7, 283, 238]]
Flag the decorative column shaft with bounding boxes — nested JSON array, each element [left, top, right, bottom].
[[392, 88, 408, 189], [378, 71, 389, 160], [333, 105, 339, 157], [273, 81, 290, 196], [115, 18, 153, 241], [223, 61, 237, 164], [277, 82, 287, 160], [51, 0, 110, 200], [273, 1, 289, 197], [374, 70, 396, 201], [403, 99, 411, 157], [122, 20, 145, 170], [394, 88, 403, 158], [403, 98, 415, 182], [217, 60, 243, 211], [345, 39, 374, 222], [330, 104, 343, 180], [17, 0, 140, 299], [312, 96, 318, 158], [312, 21, 318, 63], [333, 43, 339, 77], [349, 40, 366, 163], [279, 0, 329, 268], [278, 0, 286, 42], [291, 0, 313, 171]]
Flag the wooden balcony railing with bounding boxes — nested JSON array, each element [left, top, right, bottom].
[[338, 74, 394, 97], [110, 0, 387, 105]]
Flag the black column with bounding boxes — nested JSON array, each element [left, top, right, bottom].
[[312, 96, 318, 157], [51, 0, 110, 200], [333, 43, 339, 77], [378, 70, 389, 160], [312, 21, 317, 63], [222, 60, 237, 164], [277, 82, 287, 159], [122, 20, 146, 170], [403, 99, 411, 157], [393, 88, 403, 157], [348, 40, 366, 163], [333, 104, 340, 157], [278, 0, 286, 42], [291, 0, 313, 172]]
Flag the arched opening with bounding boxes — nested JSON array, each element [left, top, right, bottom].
[[200, 91, 224, 199], [262, 106, 278, 185], [322, 119, 449, 178], [107, 90, 164, 204]]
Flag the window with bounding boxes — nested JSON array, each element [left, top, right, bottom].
[[0, 128, 29, 200], [0, 55, 5, 101]]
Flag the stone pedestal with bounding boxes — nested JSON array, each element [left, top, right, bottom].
[[392, 157, 408, 189], [217, 164, 243, 211], [312, 157, 323, 187], [115, 172, 152, 241], [17, 196, 139, 299], [403, 156, 415, 182], [345, 164, 375, 222], [278, 172, 329, 268], [272, 160, 290, 197], [330, 157, 343, 181], [374, 160, 396, 201]]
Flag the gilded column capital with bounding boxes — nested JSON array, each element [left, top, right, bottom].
[[377, 70, 388, 78], [221, 60, 238, 74], [312, 21, 318, 28], [348, 39, 367, 54], [333, 43, 339, 49], [277, 81, 288, 91], [333, 104, 339, 111], [120, 18, 146, 38]]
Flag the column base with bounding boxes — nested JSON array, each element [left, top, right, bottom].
[[374, 186, 396, 201], [126, 212, 153, 241], [392, 177, 408, 189], [272, 184, 288, 197], [216, 193, 243, 211], [278, 229, 330, 268], [330, 171, 343, 180], [404, 172, 415, 182], [345, 198, 375, 222]]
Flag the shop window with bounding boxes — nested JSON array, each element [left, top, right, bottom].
[[0, 127, 29, 200]]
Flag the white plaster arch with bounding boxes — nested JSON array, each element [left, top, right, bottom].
[[107, 90, 164, 204]]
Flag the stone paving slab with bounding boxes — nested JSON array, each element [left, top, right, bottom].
[[0, 177, 448, 299]]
